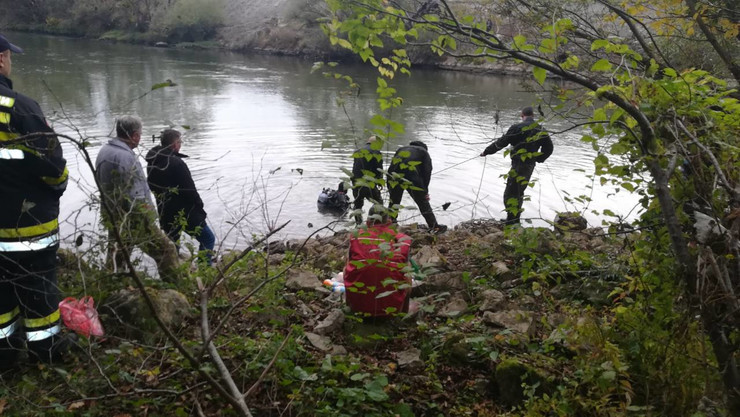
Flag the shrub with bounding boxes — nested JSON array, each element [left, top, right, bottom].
[[161, 0, 225, 43]]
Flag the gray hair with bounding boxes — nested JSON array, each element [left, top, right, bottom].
[[115, 115, 142, 140], [161, 129, 181, 147]]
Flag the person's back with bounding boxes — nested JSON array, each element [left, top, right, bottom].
[[343, 221, 412, 316], [96, 137, 151, 208], [480, 107, 554, 224], [351, 136, 384, 223], [145, 129, 213, 265], [352, 141, 383, 181], [386, 141, 445, 232], [0, 34, 72, 366], [145, 142, 206, 232], [482, 110, 553, 165], [0, 79, 66, 244], [388, 144, 432, 189]]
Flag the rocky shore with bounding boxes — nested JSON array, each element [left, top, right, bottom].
[[84, 215, 636, 413]]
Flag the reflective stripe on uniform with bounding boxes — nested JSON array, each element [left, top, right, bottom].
[[0, 234, 59, 252], [42, 166, 69, 186], [25, 310, 60, 329], [0, 148, 24, 160], [26, 324, 60, 342], [0, 95, 15, 108], [0, 219, 59, 239], [0, 131, 19, 142], [0, 112, 10, 124], [0, 307, 20, 326], [0, 320, 18, 339]]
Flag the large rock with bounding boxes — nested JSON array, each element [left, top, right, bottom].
[[437, 294, 468, 317], [312, 244, 345, 271], [101, 288, 191, 337], [482, 231, 505, 244], [479, 289, 506, 312], [396, 348, 423, 371], [489, 261, 514, 280], [305, 332, 332, 352], [314, 308, 345, 335], [554, 212, 588, 231], [268, 253, 286, 265], [414, 246, 447, 269], [266, 240, 287, 254], [319, 231, 351, 248], [331, 345, 348, 356], [421, 272, 466, 292], [483, 310, 533, 334], [411, 271, 466, 296], [286, 238, 321, 257], [285, 270, 321, 290]]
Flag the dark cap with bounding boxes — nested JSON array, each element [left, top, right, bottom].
[[0, 34, 23, 54]]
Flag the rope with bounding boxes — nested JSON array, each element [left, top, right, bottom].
[[472, 155, 487, 219], [434, 154, 481, 175]]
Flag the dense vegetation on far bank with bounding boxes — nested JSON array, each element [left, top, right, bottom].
[[1, 0, 737, 76], [0, 0, 226, 46]]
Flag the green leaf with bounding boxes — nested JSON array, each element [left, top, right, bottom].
[[591, 59, 613, 72], [590, 39, 609, 51], [663, 67, 677, 78], [594, 154, 609, 169], [375, 290, 396, 299], [621, 182, 635, 192], [533, 67, 547, 85], [539, 38, 556, 54], [513, 34, 527, 49], [600, 370, 617, 381]]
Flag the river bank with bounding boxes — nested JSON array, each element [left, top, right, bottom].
[[0, 216, 717, 415]]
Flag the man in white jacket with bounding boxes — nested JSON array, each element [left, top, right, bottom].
[[95, 115, 179, 282]]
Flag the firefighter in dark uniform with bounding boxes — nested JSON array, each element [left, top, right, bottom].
[[351, 135, 383, 223], [480, 106, 553, 224], [387, 141, 446, 233], [0, 34, 72, 366]]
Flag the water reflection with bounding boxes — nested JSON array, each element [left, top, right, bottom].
[[8, 32, 639, 252]]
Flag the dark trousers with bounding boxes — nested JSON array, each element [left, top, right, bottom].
[[164, 222, 216, 266], [503, 159, 536, 223], [388, 185, 438, 229], [352, 186, 383, 223], [0, 247, 65, 363]]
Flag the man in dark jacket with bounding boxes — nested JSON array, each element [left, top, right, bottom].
[[351, 135, 383, 223], [480, 106, 553, 224], [0, 34, 73, 366], [388, 141, 446, 233], [146, 129, 215, 265]]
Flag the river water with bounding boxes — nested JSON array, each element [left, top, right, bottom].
[[9, 32, 638, 250]]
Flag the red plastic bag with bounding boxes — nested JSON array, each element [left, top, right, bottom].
[[59, 296, 105, 337]]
